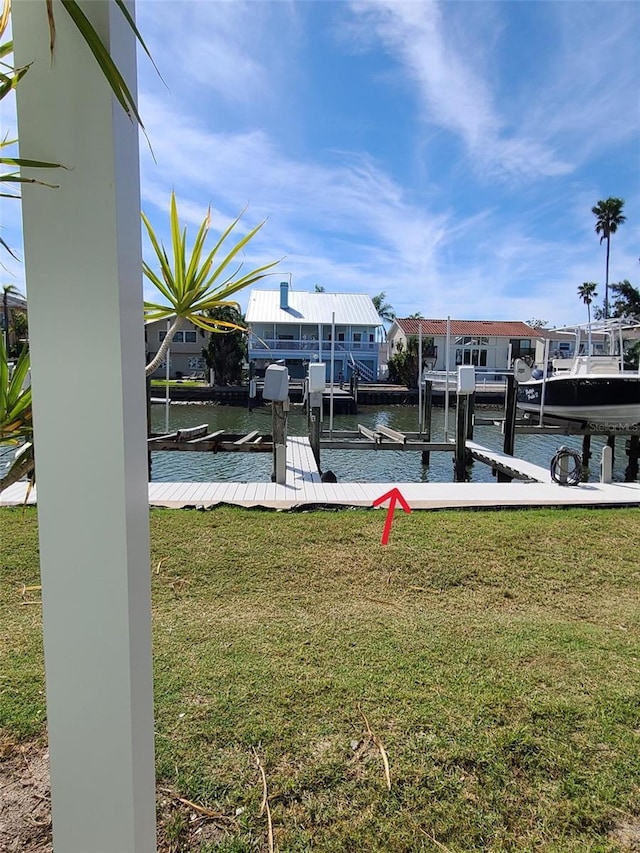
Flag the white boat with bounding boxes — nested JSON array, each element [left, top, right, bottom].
[[516, 319, 640, 427]]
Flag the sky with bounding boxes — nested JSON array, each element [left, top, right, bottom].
[[1, 0, 639, 326]]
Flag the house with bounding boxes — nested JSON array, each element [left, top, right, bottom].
[[245, 282, 382, 381], [386, 318, 545, 372], [144, 317, 208, 379]]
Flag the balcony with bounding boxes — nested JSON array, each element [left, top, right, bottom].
[[249, 338, 378, 354]]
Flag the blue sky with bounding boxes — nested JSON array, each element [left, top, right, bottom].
[[2, 0, 639, 325]]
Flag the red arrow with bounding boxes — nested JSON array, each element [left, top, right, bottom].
[[372, 487, 411, 545]]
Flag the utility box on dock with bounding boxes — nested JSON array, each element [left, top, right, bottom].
[[308, 363, 326, 393], [457, 366, 475, 395], [263, 364, 289, 401]]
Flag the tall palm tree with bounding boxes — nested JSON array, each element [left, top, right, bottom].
[[372, 292, 395, 325], [592, 197, 626, 319]]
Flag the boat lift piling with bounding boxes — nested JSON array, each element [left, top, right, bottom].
[[498, 374, 518, 482], [421, 380, 433, 465]]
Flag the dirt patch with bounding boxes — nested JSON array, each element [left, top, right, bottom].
[[610, 819, 640, 852], [0, 743, 239, 853], [0, 743, 51, 853]]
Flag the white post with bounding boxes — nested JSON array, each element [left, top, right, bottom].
[[444, 316, 451, 440], [539, 337, 551, 425], [418, 323, 423, 434], [13, 4, 156, 852], [601, 445, 613, 483], [329, 311, 336, 435]]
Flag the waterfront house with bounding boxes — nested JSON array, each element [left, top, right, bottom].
[[144, 316, 208, 379], [245, 282, 383, 380], [386, 318, 545, 372]]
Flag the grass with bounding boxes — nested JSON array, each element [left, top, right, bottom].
[[1, 506, 639, 851]]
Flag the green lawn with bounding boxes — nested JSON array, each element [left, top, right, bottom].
[[1, 506, 639, 852]]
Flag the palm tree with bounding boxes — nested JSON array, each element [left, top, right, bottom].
[[143, 192, 279, 376], [592, 197, 626, 319], [577, 281, 598, 325], [372, 292, 395, 325], [1, 284, 19, 354], [578, 281, 598, 357]]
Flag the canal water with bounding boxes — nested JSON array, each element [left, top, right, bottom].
[[150, 402, 633, 484]]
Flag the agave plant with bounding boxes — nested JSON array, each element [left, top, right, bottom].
[[0, 335, 34, 491], [143, 192, 280, 376]]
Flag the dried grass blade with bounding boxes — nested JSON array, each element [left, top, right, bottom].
[[158, 788, 232, 820], [359, 706, 392, 791], [253, 748, 274, 853]]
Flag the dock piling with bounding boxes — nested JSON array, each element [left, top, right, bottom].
[[498, 374, 517, 483]]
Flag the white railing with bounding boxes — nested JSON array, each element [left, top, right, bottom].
[[249, 339, 377, 353]]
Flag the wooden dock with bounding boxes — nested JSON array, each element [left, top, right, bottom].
[[466, 441, 554, 483], [2, 436, 639, 511]]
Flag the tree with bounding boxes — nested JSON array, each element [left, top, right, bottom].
[[372, 292, 395, 325], [527, 318, 548, 330], [314, 284, 326, 292], [143, 192, 279, 376], [387, 335, 433, 388], [608, 280, 640, 320], [577, 281, 598, 326], [1, 284, 19, 354], [9, 308, 28, 356], [407, 311, 424, 319], [592, 197, 626, 319], [201, 306, 247, 386]]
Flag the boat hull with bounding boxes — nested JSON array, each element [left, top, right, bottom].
[[516, 375, 640, 427]]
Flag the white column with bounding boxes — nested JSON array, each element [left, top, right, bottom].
[[12, 3, 156, 851]]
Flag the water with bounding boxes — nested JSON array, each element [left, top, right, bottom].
[[150, 402, 635, 484]]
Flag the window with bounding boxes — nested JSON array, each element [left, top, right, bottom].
[[158, 329, 197, 343], [187, 357, 206, 370]]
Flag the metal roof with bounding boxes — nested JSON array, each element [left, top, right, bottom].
[[245, 290, 381, 326], [393, 319, 545, 338]]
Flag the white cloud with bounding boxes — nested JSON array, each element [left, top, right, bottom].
[[345, 0, 575, 181]]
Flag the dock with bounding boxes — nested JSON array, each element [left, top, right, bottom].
[[2, 436, 638, 511]]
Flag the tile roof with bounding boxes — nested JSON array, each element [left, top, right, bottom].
[[394, 319, 545, 338]]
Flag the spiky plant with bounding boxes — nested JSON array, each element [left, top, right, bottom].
[[143, 192, 279, 376]]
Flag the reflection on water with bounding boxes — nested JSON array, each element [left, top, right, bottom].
[[150, 402, 634, 484]]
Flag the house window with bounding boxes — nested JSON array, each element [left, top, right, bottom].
[[338, 332, 345, 342], [158, 329, 197, 344]]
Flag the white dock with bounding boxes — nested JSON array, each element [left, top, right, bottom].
[[1, 436, 639, 511]]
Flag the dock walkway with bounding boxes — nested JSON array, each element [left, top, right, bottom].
[[2, 436, 638, 511]]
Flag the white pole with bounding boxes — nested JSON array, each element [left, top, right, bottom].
[[444, 316, 451, 440], [418, 323, 423, 434], [13, 2, 156, 850], [539, 337, 550, 425], [329, 311, 336, 435], [164, 319, 171, 433]]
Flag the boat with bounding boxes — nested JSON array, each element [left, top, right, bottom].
[[515, 319, 640, 428]]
